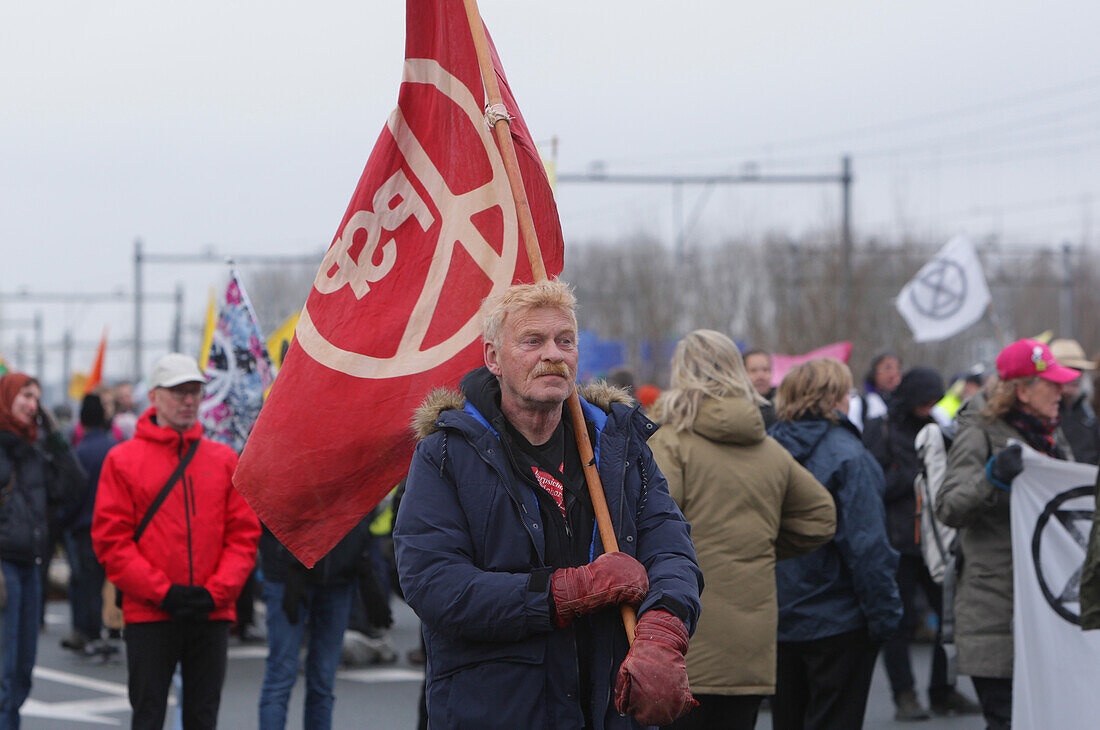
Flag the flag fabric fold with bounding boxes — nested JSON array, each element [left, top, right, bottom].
[[234, 0, 564, 567], [896, 235, 991, 343], [1011, 446, 1100, 728], [198, 269, 275, 454]]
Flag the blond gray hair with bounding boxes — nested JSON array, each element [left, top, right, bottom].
[[655, 329, 764, 432], [775, 358, 853, 422], [481, 279, 578, 346]]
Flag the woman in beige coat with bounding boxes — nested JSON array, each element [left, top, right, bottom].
[[649, 330, 836, 730]]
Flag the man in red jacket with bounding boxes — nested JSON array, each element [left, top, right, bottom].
[[93, 353, 260, 730]]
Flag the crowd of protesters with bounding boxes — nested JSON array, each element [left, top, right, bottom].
[[2, 310, 1100, 728]]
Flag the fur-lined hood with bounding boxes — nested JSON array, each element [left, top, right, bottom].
[[411, 380, 634, 441]]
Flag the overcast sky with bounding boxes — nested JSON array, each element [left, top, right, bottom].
[[2, 1, 1097, 388]]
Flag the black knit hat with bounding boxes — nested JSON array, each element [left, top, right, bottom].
[[80, 394, 107, 429]]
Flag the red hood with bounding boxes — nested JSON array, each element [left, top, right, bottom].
[[134, 407, 204, 448]]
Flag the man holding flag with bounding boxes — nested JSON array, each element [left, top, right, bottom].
[[395, 280, 702, 728], [235, 1, 699, 726]]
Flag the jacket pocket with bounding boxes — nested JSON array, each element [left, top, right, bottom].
[[437, 646, 548, 730]]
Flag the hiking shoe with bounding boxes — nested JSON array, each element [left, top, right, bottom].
[[894, 690, 931, 721], [930, 688, 982, 716], [60, 631, 87, 652]]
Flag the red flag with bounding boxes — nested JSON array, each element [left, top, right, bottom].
[[769, 341, 853, 386], [234, 0, 564, 566], [84, 328, 108, 395]]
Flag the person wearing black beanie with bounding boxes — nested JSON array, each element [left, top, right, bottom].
[[80, 394, 107, 431], [61, 393, 115, 654], [864, 368, 981, 719]]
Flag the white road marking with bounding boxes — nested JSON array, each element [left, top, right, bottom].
[[337, 667, 424, 683]]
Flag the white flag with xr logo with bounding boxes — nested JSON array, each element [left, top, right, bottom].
[[895, 235, 991, 342], [1011, 445, 1099, 729]]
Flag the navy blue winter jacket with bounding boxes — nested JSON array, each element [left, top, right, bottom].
[[66, 427, 116, 531], [768, 417, 902, 642], [394, 379, 702, 730]]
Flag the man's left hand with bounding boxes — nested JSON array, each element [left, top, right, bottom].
[[187, 588, 215, 619], [614, 609, 697, 726]]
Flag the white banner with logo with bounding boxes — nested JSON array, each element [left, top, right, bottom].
[[895, 235, 991, 342], [1011, 445, 1099, 729]]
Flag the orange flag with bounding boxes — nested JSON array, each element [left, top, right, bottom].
[[84, 328, 108, 395]]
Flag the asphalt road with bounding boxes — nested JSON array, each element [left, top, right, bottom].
[[22, 598, 982, 729]]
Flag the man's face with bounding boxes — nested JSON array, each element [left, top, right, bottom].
[[149, 382, 203, 432], [913, 400, 937, 420], [744, 353, 773, 396], [114, 383, 134, 412], [874, 356, 902, 393], [485, 306, 578, 414], [1062, 374, 1082, 399]]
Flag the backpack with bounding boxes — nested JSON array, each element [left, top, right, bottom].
[[914, 422, 957, 584]]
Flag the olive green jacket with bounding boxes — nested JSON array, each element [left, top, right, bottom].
[[1080, 468, 1100, 630], [936, 395, 1072, 678], [649, 395, 836, 695]]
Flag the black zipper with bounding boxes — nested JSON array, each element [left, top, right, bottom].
[[178, 434, 195, 585]]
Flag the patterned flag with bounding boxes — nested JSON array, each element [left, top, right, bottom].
[[1011, 446, 1099, 727], [896, 235, 991, 343], [234, 0, 564, 566], [199, 269, 275, 453]]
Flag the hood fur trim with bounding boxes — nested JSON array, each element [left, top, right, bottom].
[[409, 380, 635, 441]]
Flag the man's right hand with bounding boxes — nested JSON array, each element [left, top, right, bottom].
[[551, 552, 648, 627]]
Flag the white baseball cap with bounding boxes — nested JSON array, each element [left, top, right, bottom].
[[149, 353, 207, 389]]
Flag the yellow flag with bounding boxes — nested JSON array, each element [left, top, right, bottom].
[[266, 312, 299, 370], [198, 287, 217, 371], [68, 373, 88, 402]]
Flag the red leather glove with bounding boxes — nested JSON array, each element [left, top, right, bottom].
[[614, 609, 697, 726], [551, 552, 648, 627]]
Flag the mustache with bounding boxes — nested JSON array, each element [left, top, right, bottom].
[[532, 362, 571, 378]]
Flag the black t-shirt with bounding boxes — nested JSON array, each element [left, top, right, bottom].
[[503, 415, 594, 570]]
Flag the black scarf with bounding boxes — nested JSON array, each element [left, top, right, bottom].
[[1005, 406, 1065, 460]]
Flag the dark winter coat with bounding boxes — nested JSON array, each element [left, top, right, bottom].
[[394, 377, 702, 730], [769, 417, 903, 643], [260, 517, 372, 586], [65, 427, 116, 531], [0, 429, 84, 566], [1059, 393, 1099, 466], [863, 367, 945, 555]]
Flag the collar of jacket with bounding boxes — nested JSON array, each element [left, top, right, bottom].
[[134, 407, 203, 450]]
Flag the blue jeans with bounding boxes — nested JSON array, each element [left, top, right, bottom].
[[63, 528, 104, 642], [0, 562, 42, 730], [259, 580, 353, 730]]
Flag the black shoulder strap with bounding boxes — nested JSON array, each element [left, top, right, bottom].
[[134, 439, 200, 542]]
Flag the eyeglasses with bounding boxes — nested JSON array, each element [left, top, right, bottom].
[[163, 384, 204, 401]]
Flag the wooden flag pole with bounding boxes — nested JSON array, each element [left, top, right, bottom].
[[461, 0, 637, 643]]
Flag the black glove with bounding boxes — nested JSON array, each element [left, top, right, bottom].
[[161, 585, 199, 620], [990, 444, 1024, 489], [282, 564, 309, 625], [187, 587, 216, 619]]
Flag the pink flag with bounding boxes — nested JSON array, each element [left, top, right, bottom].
[[770, 341, 853, 386]]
